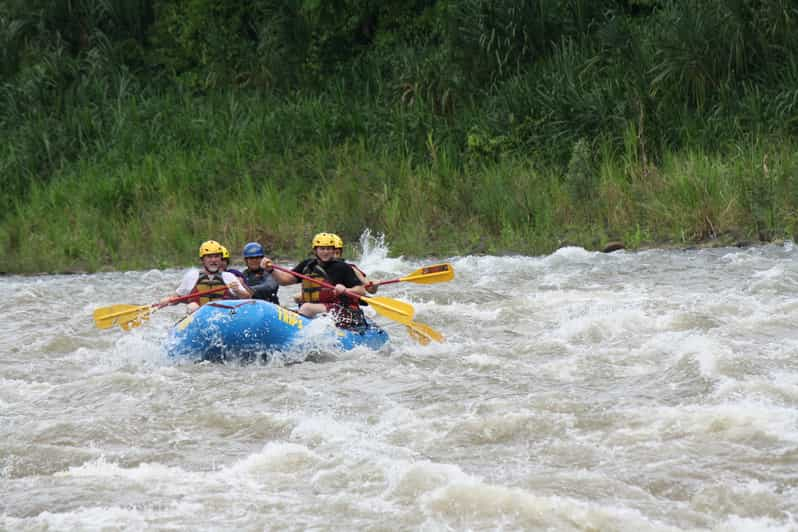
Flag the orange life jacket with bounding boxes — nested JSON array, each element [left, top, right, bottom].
[[189, 271, 228, 306]]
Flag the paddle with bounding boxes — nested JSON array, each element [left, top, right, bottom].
[[406, 320, 445, 345], [370, 263, 454, 288], [363, 263, 449, 344], [271, 264, 415, 325], [93, 286, 228, 331]]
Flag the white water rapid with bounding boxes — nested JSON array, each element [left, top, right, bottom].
[[3, 235, 797, 531]]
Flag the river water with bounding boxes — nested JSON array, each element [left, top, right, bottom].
[[2, 238, 797, 531]]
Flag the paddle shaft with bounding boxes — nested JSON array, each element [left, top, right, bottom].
[[158, 285, 228, 308], [95, 286, 228, 322], [371, 279, 400, 287], [271, 264, 365, 302]]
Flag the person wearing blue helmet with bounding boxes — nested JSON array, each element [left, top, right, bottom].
[[241, 241, 279, 304]]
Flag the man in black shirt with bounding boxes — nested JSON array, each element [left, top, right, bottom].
[[268, 232, 366, 326]]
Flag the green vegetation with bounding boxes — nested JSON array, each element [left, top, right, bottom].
[[2, 0, 798, 273]]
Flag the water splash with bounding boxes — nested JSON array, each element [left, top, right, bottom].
[[352, 228, 407, 276]]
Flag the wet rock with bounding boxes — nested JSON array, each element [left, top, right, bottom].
[[602, 241, 625, 253]]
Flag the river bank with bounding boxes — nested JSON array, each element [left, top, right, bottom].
[[4, 134, 797, 276]]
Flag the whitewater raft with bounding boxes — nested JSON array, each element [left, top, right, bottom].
[[165, 299, 389, 361]]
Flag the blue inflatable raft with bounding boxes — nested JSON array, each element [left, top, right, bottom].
[[165, 299, 389, 361]]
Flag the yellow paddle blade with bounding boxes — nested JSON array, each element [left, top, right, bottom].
[[93, 304, 152, 330], [94, 304, 144, 329], [401, 263, 454, 284], [119, 312, 150, 331], [406, 325, 431, 345], [361, 295, 415, 325], [406, 320, 444, 344]]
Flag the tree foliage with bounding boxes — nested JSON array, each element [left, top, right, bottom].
[[3, 0, 798, 221]]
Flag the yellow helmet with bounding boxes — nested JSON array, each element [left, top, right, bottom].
[[199, 240, 224, 258], [220, 246, 230, 260], [312, 232, 337, 248], [331, 234, 344, 249]]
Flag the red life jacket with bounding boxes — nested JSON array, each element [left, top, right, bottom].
[[299, 260, 359, 309]]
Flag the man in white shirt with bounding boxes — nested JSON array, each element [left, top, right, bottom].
[[162, 240, 250, 314]]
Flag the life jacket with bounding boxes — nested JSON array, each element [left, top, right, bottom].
[[300, 259, 365, 326], [189, 271, 228, 305], [243, 268, 279, 304], [243, 268, 266, 288], [299, 260, 337, 304], [298, 259, 360, 310]]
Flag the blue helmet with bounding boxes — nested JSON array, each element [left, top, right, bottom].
[[242, 242, 265, 258]]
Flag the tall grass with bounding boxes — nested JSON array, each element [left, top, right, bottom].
[[4, 88, 796, 274]]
